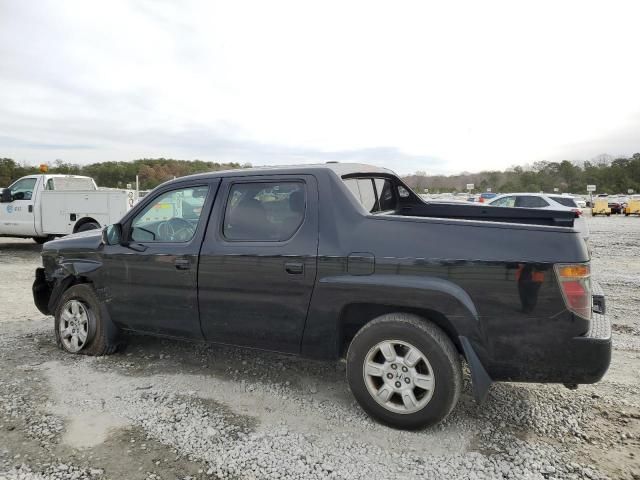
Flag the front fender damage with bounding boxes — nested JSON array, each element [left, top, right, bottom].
[[33, 259, 103, 315]]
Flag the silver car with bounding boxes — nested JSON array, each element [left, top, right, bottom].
[[487, 193, 589, 241]]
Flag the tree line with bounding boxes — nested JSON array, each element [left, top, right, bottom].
[[0, 158, 246, 190], [2, 153, 640, 195], [402, 153, 640, 195]]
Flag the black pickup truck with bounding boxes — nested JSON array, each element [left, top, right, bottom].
[[33, 163, 611, 429]]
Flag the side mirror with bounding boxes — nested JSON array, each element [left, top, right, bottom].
[[103, 223, 123, 246], [1, 188, 11, 203]]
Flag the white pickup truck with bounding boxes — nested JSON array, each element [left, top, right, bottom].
[[1, 174, 136, 243]]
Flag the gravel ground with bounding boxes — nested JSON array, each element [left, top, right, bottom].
[[0, 214, 639, 480]]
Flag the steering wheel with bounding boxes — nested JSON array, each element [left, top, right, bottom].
[[158, 217, 195, 242]]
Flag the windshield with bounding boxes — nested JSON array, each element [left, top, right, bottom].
[[8, 177, 37, 200]]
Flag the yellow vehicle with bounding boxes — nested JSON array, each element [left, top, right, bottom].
[[592, 198, 611, 216], [625, 195, 640, 216]]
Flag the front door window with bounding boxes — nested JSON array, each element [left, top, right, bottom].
[[131, 186, 209, 242]]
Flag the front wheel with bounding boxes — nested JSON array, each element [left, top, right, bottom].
[[346, 313, 462, 430], [54, 284, 119, 356]]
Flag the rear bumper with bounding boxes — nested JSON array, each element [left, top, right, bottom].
[[563, 310, 611, 383], [555, 280, 611, 384], [486, 281, 612, 385]]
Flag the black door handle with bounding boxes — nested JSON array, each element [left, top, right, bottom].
[[175, 258, 191, 270], [284, 262, 304, 275]]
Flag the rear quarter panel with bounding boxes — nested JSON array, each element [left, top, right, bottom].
[[304, 182, 590, 381]]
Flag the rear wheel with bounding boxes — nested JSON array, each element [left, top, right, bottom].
[[346, 313, 462, 430], [54, 284, 119, 356], [76, 221, 101, 232]]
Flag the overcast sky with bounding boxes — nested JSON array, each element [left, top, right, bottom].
[[1, 0, 639, 175]]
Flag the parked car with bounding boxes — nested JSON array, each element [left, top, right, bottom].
[[33, 163, 610, 430], [608, 198, 624, 215], [487, 193, 589, 241], [478, 192, 498, 203]]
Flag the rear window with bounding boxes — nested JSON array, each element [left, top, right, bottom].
[[45, 177, 96, 191], [343, 177, 396, 213], [551, 196, 578, 208]]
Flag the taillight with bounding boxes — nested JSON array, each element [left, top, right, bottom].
[[572, 208, 582, 217], [555, 263, 591, 319]]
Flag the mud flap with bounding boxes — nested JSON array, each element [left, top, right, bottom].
[[459, 336, 493, 404]]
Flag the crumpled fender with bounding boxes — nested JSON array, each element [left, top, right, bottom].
[[51, 258, 102, 279], [45, 258, 103, 313]]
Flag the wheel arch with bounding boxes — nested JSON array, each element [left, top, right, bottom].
[[302, 274, 482, 360], [338, 303, 462, 358], [73, 217, 101, 233], [46, 260, 102, 314]]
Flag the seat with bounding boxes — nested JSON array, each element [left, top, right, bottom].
[[228, 197, 269, 239]]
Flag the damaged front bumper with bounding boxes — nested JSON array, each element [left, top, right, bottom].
[[33, 267, 52, 315]]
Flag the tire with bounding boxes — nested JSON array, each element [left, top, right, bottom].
[[76, 221, 101, 232], [33, 236, 53, 244], [54, 284, 119, 356], [346, 313, 462, 430]]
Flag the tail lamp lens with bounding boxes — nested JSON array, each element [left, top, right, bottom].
[[555, 263, 591, 319]]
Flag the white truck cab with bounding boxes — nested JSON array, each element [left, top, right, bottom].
[[1, 174, 136, 243]]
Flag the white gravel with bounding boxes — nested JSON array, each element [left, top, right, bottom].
[[1, 214, 639, 480]]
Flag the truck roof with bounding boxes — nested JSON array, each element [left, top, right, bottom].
[[177, 163, 395, 182]]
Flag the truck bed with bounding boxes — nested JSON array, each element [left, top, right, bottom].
[[398, 201, 575, 227], [41, 189, 134, 234]]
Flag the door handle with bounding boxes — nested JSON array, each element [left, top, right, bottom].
[[174, 258, 191, 270], [284, 262, 304, 275]]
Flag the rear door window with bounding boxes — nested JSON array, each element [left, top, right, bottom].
[[223, 181, 306, 241], [516, 196, 549, 208], [490, 196, 516, 207]]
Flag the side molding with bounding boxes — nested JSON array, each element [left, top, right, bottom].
[[459, 336, 493, 404]]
